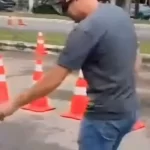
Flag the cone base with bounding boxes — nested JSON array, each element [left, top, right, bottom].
[[60, 112, 84, 120], [133, 121, 145, 130], [22, 104, 55, 113]]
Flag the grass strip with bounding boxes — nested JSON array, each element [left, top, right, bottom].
[[0, 29, 67, 45], [140, 41, 150, 54], [0, 29, 149, 54]]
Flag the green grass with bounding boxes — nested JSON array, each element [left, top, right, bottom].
[[140, 41, 150, 54], [0, 12, 70, 20], [0, 29, 149, 54], [133, 19, 150, 24], [0, 29, 67, 45]]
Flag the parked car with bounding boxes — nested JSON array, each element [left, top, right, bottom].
[[0, 0, 16, 12], [130, 3, 150, 19]]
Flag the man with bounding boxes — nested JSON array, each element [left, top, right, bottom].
[[0, 0, 141, 150]]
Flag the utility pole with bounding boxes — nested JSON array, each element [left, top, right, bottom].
[[147, 0, 150, 6], [135, 0, 140, 18], [111, 0, 116, 5], [145, 0, 148, 4], [28, 0, 34, 12], [124, 0, 132, 13]]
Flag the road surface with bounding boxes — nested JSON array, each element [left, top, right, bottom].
[[0, 16, 149, 41], [0, 51, 149, 150]]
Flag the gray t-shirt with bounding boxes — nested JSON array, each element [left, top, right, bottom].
[[57, 3, 139, 120]]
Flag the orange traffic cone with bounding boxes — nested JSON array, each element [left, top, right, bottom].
[[18, 18, 27, 26], [0, 56, 9, 104], [22, 59, 55, 112], [35, 32, 47, 57], [7, 16, 13, 26], [133, 120, 146, 130], [61, 70, 89, 120]]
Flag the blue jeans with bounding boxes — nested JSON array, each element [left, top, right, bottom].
[[78, 114, 137, 150]]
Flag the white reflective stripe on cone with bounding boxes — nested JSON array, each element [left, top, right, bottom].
[[0, 59, 3, 66], [38, 32, 43, 36], [37, 39, 44, 44], [119, 128, 150, 150], [74, 87, 86, 96], [35, 64, 43, 72], [79, 70, 83, 78], [0, 75, 6, 81]]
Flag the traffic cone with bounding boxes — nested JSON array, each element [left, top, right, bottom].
[[119, 121, 150, 150], [61, 70, 89, 120], [22, 59, 55, 112], [18, 18, 27, 26], [7, 16, 13, 26], [35, 32, 47, 57], [0, 56, 9, 104]]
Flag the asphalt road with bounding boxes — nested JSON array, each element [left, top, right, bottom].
[[0, 16, 150, 41], [0, 51, 149, 150]]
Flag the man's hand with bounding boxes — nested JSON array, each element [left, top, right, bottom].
[[0, 102, 19, 121], [0, 65, 70, 121]]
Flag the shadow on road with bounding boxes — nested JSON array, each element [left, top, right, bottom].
[[0, 113, 75, 150]]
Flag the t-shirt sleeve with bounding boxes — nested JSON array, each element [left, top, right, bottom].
[[57, 27, 100, 71]]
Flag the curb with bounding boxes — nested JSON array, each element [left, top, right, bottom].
[[0, 15, 150, 27], [134, 24, 150, 29], [0, 40, 150, 63], [0, 40, 63, 54], [141, 54, 150, 63]]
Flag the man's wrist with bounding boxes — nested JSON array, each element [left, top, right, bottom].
[[12, 93, 27, 109], [10, 100, 21, 111]]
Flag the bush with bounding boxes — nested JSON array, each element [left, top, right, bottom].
[[32, 4, 59, 14]]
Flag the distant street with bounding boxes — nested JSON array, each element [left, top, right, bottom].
[[0, 16, 149, 41]]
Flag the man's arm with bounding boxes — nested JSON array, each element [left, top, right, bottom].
[[12, 65, 70, 108], [11, 27, 103, 109]]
